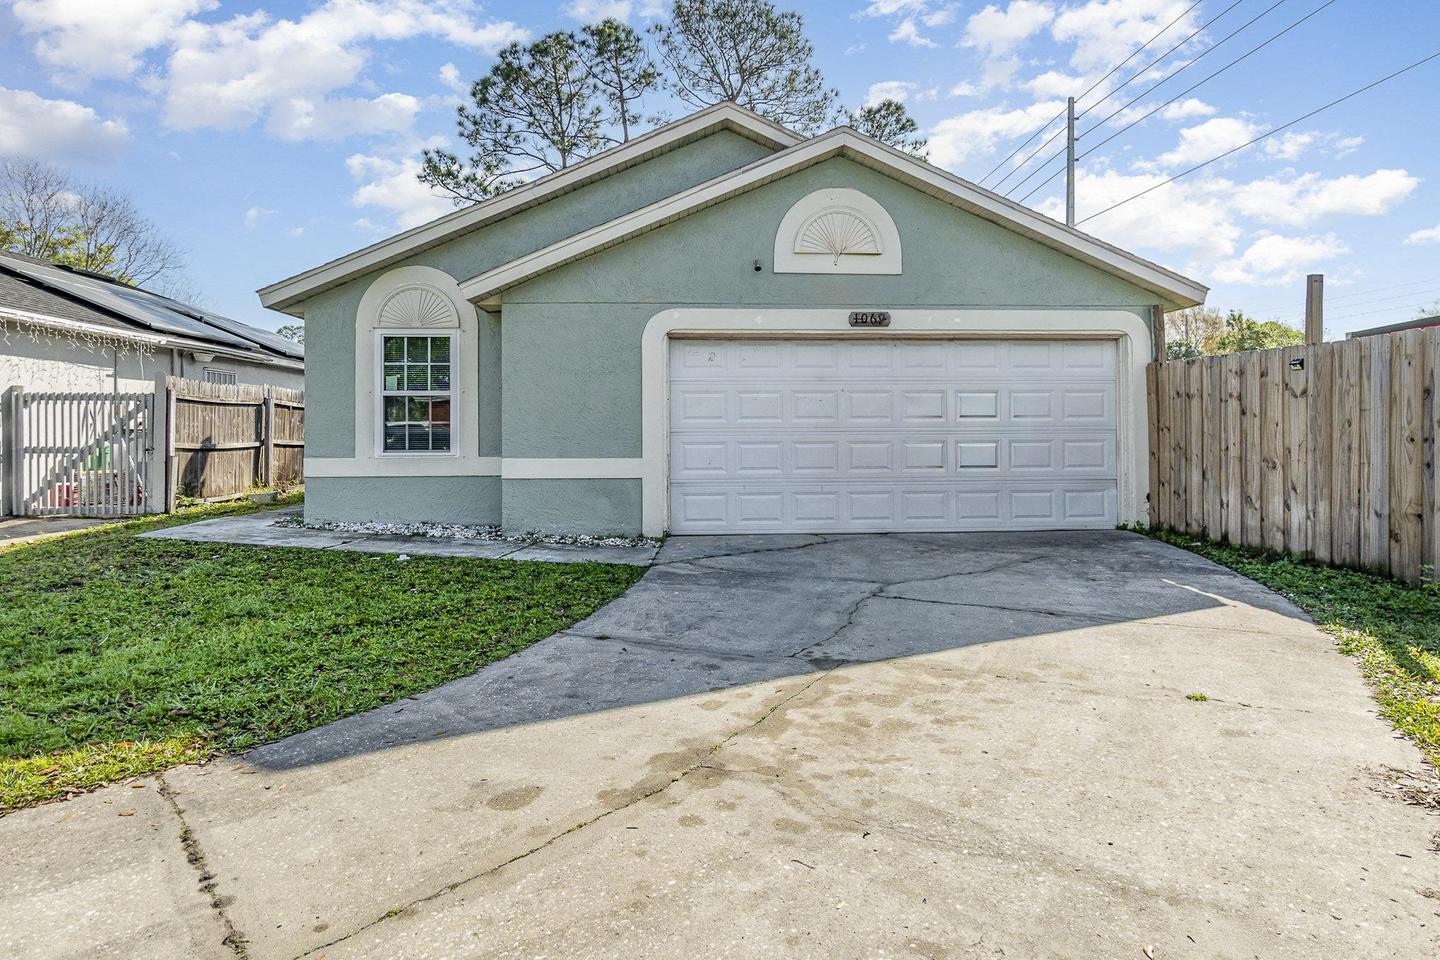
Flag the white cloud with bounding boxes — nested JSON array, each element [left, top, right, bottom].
[[11, 0, 216, 86], [287, 226, 306, 238], [865, 81, 917, 106], [1211, 233, 1349, 286], [438, 63, 465, 97], [1230, 169, 1419, 227], [928, 100, 1064, 166], [890, 18, 938, 47], [1052, 0, 1202, 73], [242, 206, 276, 229], [266, 92, 422, 141], [1024, 70, 1090, 99], [347, 145, 456, 230], [0, 86, 129, 159], [560, 0, 666, 19], [962, 1, 1054, 56], [1042, 167, 1240, 261], [1405, 224, 1440, 246], [163, 2, 526, 138], [1159, 98, 1214, 121], [1154, 117, 1259, 169], [1263, 131, 1315, 161]]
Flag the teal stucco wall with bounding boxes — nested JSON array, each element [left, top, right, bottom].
[[500, 157, 1158, 463], [299, 144, 1167, 534], [306, 476, 501, 526], [299, 129, 774, 462]]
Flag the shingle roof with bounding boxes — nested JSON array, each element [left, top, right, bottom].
[[0, 250, 302, 363]]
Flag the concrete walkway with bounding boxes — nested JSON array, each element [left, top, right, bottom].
[[0, 516, 115, 547], [139, 509, 659, 565], [2, 531, 1435, 959]]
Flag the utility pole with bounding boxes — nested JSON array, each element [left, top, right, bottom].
[[1065, 96, 1076, 227], [1305, 274, 1324, 344]]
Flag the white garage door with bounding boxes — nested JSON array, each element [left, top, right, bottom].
[[668, 338, 1119, 534]]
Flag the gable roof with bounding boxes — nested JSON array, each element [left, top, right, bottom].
[[257, 102, 801, 315], [0, 250, 303, 366], [459, 126, 1207, 310]]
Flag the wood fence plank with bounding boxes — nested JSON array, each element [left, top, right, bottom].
[[1390, 331, 1425, 579], [1170, 360, 1186, 527], [1426, 329, 1439, 583], [1284, 345, 1309, 555], [1187, 359, 1205, 535], [1307, 343, 1332, 562], [1362, 337, 1391, 571], [1222, 353, 1243, 543], [1330, 340, 1360, 568], [1147, 363, 1160, 527], [1204, 358, 1223, 537], [1260, 349, 1286, 552], [1242, 350, 1262, 546], [1153, 362, 1171, 529]]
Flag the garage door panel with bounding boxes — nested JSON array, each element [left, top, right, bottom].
[[669, 339, 1118, 533]]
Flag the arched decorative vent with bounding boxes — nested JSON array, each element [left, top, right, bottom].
[[376, 285, 458, 328], [795, 208, 882, 264], [774, 188, 901, 275]]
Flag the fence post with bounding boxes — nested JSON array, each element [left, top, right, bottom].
[[2, 386, 20, 516], [1150, 304, 1166, 362], [164, 383, 177, 513], [263, 388, 276, 489], [1305, 274, 1324, 346]]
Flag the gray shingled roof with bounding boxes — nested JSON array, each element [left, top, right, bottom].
[[0, 250, 302, 363]]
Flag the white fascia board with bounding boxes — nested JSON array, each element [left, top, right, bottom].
[[459, 129, 1208, 310], [256, 103, 802, 316]]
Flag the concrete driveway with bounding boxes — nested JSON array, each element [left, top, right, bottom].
[[3, 531, 1436, 959]]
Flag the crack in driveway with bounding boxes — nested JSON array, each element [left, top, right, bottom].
[[294, 668, 837, 959], [157, 773, 250, 959]]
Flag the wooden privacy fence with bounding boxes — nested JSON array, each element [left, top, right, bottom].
[[1146, 328, 1439, 582], [165, 376, 304, 508]]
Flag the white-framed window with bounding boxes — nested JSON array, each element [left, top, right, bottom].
[[376, 331, 455, 455], [203, 367, 238, 385]]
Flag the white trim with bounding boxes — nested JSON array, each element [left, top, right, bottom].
[[773, 187, 901, 275], [305, 457, 501, 478], [459, 129, 1207, 309], [257, 103, 801, 315], [640, 308, 1153, 537], [373, 329, 459, 458], [354, 266, 487, 476], [302, 456, 643, 479]]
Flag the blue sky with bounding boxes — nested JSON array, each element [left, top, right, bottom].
[[1, 0, 1436, 337]]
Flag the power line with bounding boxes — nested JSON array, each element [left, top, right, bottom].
[[1075, 0, 1255, 121], [1010, 0, 1323, 203], [1242, 275, 1440, 313], [1075, 49, 1440, 226], [1078, 0, 1339, 163], [976, 0, 1206, 186]]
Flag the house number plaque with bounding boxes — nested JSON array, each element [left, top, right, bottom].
[[848, 311, 891, 327]]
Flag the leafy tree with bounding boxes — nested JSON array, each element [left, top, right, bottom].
[[1163, 306, 1226, 355], [0, 157, 184, 287], [581, 18, 660, 143], [1166, 339, 1202, 360], [1209, 310, 1304, 354], [850, 99, 927, 158], [651, 0, 838, 134], [276, 323, 304, 345], [419, 32, 606, 203]]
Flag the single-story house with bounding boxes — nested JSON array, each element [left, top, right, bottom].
[[260, 102, 1206, 537], [1, 250, 304, 395]]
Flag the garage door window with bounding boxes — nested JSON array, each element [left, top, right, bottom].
[[377, 333, 453, 454]]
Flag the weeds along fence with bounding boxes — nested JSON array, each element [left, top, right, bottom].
[[165, 376, 304, 508], [1146, 328, 1438, 582]]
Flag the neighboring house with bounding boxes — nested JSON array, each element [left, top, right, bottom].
[[260, 102, 1206, 537], [1, 250, 303, 395], [1345, 315, 1440, 339]]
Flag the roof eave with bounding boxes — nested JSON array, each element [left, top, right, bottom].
[[458, 130, 1208, 310], [256, 103, 803, 315]]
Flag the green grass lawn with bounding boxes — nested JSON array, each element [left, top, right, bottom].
[[1141, 527, 1440, 768], [0, 497, 644, 811]]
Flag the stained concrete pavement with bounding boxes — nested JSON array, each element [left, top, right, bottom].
[[2, 531, 1436, 959]]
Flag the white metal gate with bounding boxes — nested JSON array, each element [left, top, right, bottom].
[[6, 391, 156, 517]]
